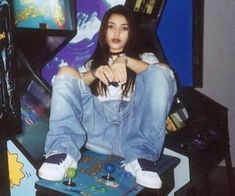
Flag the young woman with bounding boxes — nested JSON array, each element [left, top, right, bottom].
[[38, 5, 177, 189]]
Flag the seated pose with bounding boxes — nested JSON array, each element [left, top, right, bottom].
[[38, 5, 177, 189]]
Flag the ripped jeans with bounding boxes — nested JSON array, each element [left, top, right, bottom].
[[44, 64, 177, 163]]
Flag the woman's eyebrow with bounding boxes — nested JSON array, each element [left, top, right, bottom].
[[107, 21, 128, 26]]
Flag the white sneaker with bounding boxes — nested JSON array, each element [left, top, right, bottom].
[[38, 152, 77, 181], [124, 159, 162, 189]]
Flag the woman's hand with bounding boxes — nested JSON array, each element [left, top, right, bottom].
[[111, 55, 127, 84], [93, 65, 115, 86], [92, 55, 128, 86]]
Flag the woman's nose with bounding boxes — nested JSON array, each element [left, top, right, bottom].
[[114, 28, 120, 36]]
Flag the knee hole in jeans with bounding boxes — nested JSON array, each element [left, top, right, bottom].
[[57, 66, 82, 79]]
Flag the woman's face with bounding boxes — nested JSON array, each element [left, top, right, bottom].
[[105, 13, 129, 53]]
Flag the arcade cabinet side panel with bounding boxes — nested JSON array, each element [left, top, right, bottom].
[[7, 140, 38, 196]]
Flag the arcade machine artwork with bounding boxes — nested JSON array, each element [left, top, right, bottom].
[[13, 0, 73, 30]]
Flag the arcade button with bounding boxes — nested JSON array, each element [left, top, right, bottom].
[[63, 167, 77, 186], [102, 163, 115, 181], [99, 186, 108, 193], [89, 184, 98, 191], [119, 171, 131, 179]]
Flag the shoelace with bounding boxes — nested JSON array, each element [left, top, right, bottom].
[[120, 159, 157, 172], [120, 160, 126, 168], [45, 153, 67, 165]]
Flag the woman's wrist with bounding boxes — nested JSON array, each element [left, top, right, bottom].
[[124, 56, 149, 73], [91, 68, 97, 79], [118, 53, 128, 66]]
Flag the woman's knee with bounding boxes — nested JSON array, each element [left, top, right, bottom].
[[57, 66, 81, 79], [137, 64, 177, 98], [141, 64, 175, 84]]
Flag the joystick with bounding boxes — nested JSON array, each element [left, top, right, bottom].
[[102, 163, 115, 181], [63, 167, 77, 186]]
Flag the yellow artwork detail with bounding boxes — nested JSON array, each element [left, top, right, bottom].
[[7, 151, 25, 188]]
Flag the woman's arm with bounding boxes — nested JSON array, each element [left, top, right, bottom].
[[82, 65, 115, 86], [112, 54, 149, 75], [81, 70, 96, 86], [126, 56, 149, 73], [113, 52, 161, 74], [82, 53, 163, 85]]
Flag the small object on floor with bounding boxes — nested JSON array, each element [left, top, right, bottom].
[[63, 167, 77, 186]]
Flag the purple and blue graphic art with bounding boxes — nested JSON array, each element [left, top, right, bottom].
[[41, 0, 126, 84]]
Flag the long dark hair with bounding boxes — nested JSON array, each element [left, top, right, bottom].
[[87, 5, 142, 96]]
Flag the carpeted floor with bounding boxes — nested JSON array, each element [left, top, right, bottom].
[[207, 166, 234, 196], [185, 166, 235, 196]]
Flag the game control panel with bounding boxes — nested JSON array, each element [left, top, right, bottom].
[[36, 150, 143, 196]]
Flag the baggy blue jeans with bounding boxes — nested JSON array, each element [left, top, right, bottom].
[[44, 64, 177, 163]]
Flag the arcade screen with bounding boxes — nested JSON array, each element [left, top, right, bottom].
[[13, 0, 73, 30], [14, 79, 51, 166]]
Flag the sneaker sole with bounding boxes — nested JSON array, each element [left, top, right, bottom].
[[38, 171, 64, 181], [136, 177, 162, 189]]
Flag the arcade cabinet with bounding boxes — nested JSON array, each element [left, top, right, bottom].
[[5, 0, 182, 195], [3, 0, 233, 195], [0, 0, 21, 140], [4, 0, 76, 195], [0, 0, 21, 195], [156, 0, 234, 195], [2, 0, 186, 195]]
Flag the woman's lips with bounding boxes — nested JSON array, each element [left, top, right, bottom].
[[111, 38, 121, 43]]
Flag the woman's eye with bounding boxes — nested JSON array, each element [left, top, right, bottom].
[[107, 24, 114, 29], [121, 26, 129, 31]]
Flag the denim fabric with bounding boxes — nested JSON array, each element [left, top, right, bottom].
[[44, 64, 177, 163]]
